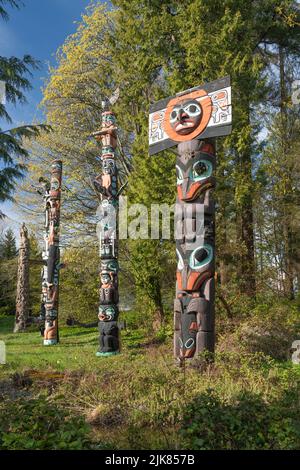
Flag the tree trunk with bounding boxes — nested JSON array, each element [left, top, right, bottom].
[[236, 119, 256, 298], [239, 198, 256, 296], [14, 224, 30, 332], [279, 45, 295, 300], [152, 289, 164, 332]]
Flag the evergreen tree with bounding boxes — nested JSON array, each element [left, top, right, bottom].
[[15, 0, 300, 323], [0, 0, 50, 217], [0, 228, 17, 259], [164, 0, 300, 298], [28, 234, 42, 316]]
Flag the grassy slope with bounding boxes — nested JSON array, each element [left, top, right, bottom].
[[1, 315, 300, 450]]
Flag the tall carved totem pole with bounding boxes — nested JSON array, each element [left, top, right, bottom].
[[92, 101, 120, 357], [14, 223, 30, 333], [149, 77, 232, 363], [40, 160, 63, 346]]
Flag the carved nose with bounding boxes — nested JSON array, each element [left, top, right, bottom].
[[182, 179, 189, 196], [178, 109, 188, 121]]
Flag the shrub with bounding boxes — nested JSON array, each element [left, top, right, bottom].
[[0, 396, 93, 450], [180, 387, 300, 450]]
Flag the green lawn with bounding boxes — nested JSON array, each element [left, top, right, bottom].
[[0, 316, 156, 376]]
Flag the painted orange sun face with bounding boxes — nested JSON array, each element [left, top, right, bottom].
[[169, 99, 202, 136], [164, 89, 212, 142]]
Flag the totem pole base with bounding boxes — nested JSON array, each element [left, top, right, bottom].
[[96, 351, 120, 357], [44, 339, 58, 346]]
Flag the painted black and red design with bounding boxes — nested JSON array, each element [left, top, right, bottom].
[[149, 77, 232, 363], [40, 160, 63, 346], [174, 140, 215, 360], [93, 106, 120, 356]]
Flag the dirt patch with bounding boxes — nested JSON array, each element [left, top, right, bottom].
[[0, 378, 31, 401]]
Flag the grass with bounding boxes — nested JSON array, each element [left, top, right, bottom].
[[1, 312, 300, 450], [0, 316, 166, 376]]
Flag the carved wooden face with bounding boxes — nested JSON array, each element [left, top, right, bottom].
[[98, 305, 117, 321], [170, 99, 202, 136], [100, 272, 111, 285], [102, 158, 115, 175], [176, 142, 215, 201], [102, 111, 116, 128], [163, 89, 212, 142], [176, 244, 214, 291]]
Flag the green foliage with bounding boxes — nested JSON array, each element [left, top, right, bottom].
[[28, 234, 42, 316], [0, 257, 17, 312], [0, 228, 17, 259], [0, 2, 51, 210], [59, 246, 99, 323], [0, 396, 93, 450], [1, 312, 300, 450], [180, 384, 300, 450], [0, 1, 22, 21]]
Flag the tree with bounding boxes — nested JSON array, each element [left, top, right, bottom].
[[0, 227, 17, 315], [14, 223, 29, 332], [0, 227, 17, 259], [164, 0, 300, 298], [0, 0, 50, 217], [18, 2, 176, 328], [16, 0, 300, 325]]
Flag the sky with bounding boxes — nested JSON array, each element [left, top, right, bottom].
[[0, 0, 93, 235]]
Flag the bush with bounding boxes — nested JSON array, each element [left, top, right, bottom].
[[0, 396, 93, 450], [180, 387, 300, 450], [0, 306, 13, 318], [217, 300, 300, 360]]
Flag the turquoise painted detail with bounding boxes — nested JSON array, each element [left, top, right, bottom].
[[185, 338, 195, 349], [43, 339, 57, 346], [96, 351, 120, 357], [190, 160, 213, 181], [189, 244, 213, 269]]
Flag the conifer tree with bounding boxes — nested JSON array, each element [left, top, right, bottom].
[[0, 0, 50, 216], [0, 228, 17, 259]]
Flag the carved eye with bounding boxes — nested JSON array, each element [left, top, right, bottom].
[[185, 338, 195, 349], [106, 307, 115, 319], [176, 248, 184, 270], [176, 165, 184, 184], [170, 109, 179, 123], [191, 160, 212, 181], [184, 102, 201, 117], [189, 244, 213, 269], [107, 261, 118, 272]]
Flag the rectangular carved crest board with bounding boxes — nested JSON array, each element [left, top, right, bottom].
[[149, 76, 232, 155]]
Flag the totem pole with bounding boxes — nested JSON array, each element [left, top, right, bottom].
[[14, 224, 30, 333], [39, 160, 63, 346], [149, 77, 232, 363], [92, 100, 120, 357]]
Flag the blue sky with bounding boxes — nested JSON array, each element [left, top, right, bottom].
[[0, 0, 93, 233]]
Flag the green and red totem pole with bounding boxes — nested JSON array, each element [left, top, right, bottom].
[[92, 100, 120, 356], [149, 77, 232, 363], [40, 160, 63, 346]]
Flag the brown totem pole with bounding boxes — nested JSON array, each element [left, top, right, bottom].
[[39, 160, 63, 346], [149, 77, 232, 364], [14, 223, 30, 332], [92, 99, 120, 356]]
